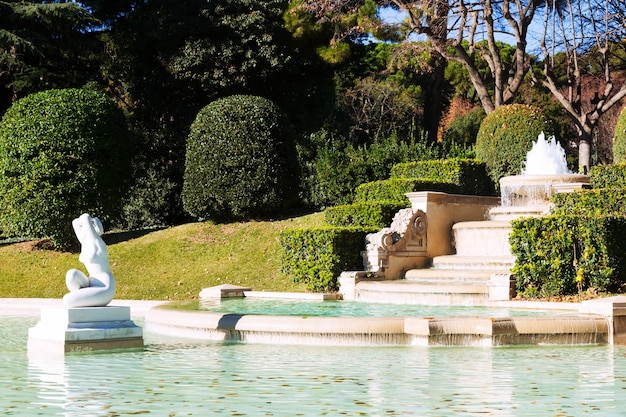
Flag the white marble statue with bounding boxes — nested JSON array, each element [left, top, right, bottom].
[[63, 213, 116, 308]]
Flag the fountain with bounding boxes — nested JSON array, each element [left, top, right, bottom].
[[498, 132, 589, 209], [345, 132, 590, 306]]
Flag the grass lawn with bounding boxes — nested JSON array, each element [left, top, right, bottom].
[[0, 212, 325, 300]]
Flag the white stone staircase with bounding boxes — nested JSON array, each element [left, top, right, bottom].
[[354, 216, 516, 305]]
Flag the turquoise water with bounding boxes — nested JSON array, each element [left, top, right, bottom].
[[2, 315, 626, 416], [194, 298, 555, 317]]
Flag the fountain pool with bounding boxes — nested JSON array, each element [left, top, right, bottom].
[[3, 314, 626, 416], [193, 298, 553, 317]]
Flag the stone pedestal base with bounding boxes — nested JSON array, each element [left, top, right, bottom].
[[28, 306, 143, 356]]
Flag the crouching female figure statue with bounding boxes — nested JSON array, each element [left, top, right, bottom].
[[63, 213, 116, 308]]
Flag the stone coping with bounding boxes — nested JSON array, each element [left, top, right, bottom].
[[6, 295, 626, 346], [145, 305, 610, 346]]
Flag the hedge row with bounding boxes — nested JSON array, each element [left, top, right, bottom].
[[510, 215, 626, 297], [390, 158, 495, 196], [279, 227, 375, 292], [589, 164, 626, 189], [354, 178, 461, 205], [324, 200, 407, 228], [512, 183, 626, 298], [551, 188, 626, 217]]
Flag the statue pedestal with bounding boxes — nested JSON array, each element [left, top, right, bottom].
[[28, 306, 143, 356]]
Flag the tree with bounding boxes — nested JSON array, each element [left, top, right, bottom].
[[531, 0, 626, 172], [0, 1, 101, 115], [102, 0, 325, 227], [298, 0, 539, 116]]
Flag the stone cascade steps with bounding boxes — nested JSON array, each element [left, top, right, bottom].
[[355, 255, 515, 305], [354, 279, 492, 306], [431, 255, 515, 271], [452, 220, 513, 257], [488, 205, 551, 221]]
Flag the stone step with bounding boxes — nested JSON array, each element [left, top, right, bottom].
[[452, 220, 513, 257], [488, 205, 551, 221], [431, 255, 515, 271], [354, 280, 490, 306], [405, 267, 509, 283]]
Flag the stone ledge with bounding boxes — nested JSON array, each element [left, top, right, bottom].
[[28, 306, 143, 356]]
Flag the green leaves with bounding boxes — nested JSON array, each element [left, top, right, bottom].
[[279, 227, 371, 292], [182, 95, 298, 221], [0, 89, 133, 247], [475, 104, 555, 186]]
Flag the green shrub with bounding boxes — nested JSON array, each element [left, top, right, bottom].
[[475, 104, 553, 186], [510, 214, 626, 298], [354, 178, 461, 205], [301, 132, 445, 208], [613, 107, 626, 164], [589, 164, 626, 189], [442, 107, 486, 145], [510, 215, 577, 297], [391, 158, 495, 196], [279, 227, 373, 292], [0, 88, 133, 247], [324, 200, 407, 228], [182, 95, 298, 220], [552, 188, 626, 218]]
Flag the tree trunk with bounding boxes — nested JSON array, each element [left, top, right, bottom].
[[422, 54, 446, 144], [579, 139, 591, 175]]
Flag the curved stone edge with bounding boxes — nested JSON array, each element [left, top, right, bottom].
[[145, 305, 610, 347]]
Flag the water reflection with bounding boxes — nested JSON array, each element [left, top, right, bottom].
[[0, 317, 622, 416]]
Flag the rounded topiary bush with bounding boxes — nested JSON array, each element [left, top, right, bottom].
[[612, 106, 626, 164], [0, 88, 134, 247], [183, 95, 298, 220], [475, 104, 553, 186]]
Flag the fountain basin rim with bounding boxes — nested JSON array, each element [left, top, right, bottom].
[[500, 173, 589, 186], [145, 302, 608, 346]]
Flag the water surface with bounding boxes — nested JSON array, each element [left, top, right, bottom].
[[2, 315, 625, 416]]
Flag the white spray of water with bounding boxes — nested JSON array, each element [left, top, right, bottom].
[[521, 132, 571, 175]]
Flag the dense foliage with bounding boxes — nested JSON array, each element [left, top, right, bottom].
[[391, 158, 495, 196], [589, 164, 626, 189], [0, 88, 133, 247], [613, 107, 626, 164], [183, 95, 298, 220], [475, 104, 553, 185], [511, 183, 626, 298], [0, 2, 102, 114], [279, 227, 374, 291], [324, 201, 407, 228], [441, 107, 486, 146]]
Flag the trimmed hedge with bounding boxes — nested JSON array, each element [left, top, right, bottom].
[[510, 215, 578, 297], [324, 200, 407, 228], [391, 158, 495, 196], [475, 104, 553, 186], [589, 164, 626, 189], [182, 95, 297, 221], [354, 178, 461, 205], [279, 227, 374, 292], [552, 188, 626, 218], [512, 186, 626, 297], [0, 88, 133, 247], [510, 215, 626, 297]]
